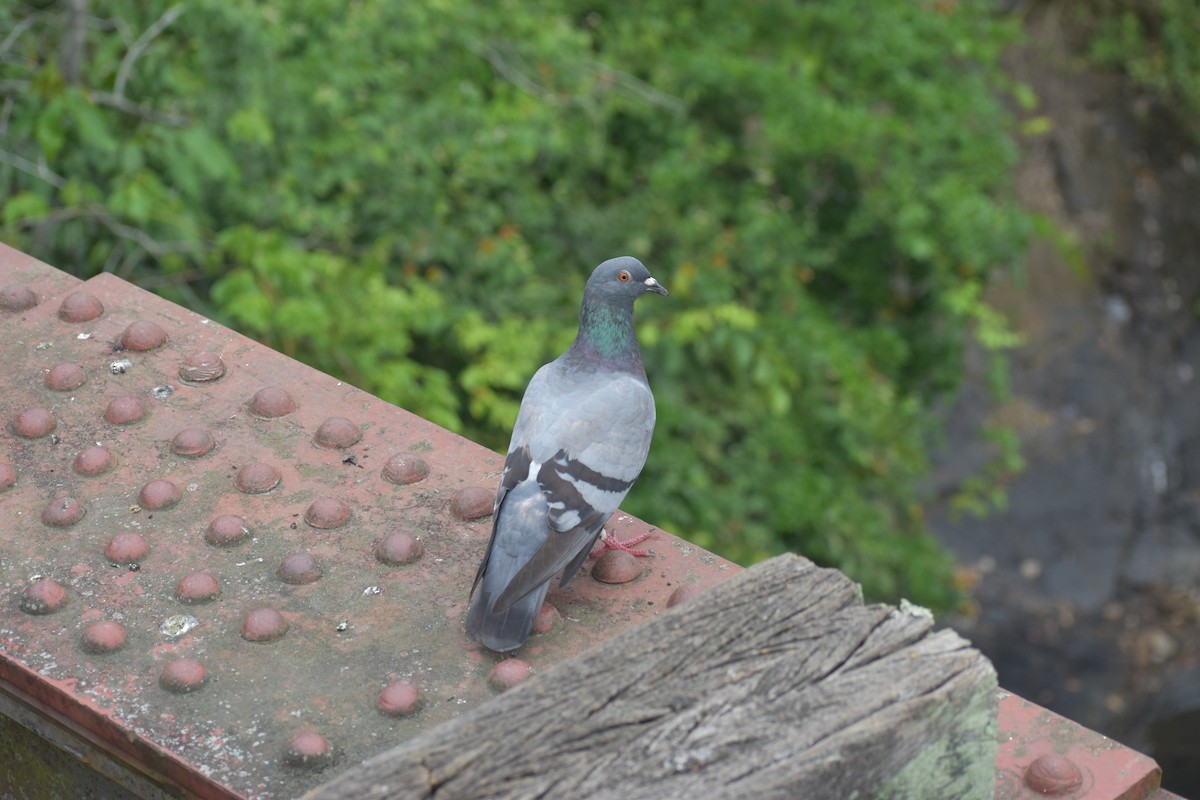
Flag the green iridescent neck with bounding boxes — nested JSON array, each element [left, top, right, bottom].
[[568, 298, 642, 369]]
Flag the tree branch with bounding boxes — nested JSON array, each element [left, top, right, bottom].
[[90, 91, 187, 126], [60, 0, 88, 85], [589, 60, 687, 115], [0, 147, 66, 188], [469, 39, 564, 106], [0, 12, 41, 62], [114, 4, 186, 99]]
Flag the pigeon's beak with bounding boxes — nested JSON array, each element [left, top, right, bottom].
[[643, 276, 669, 297]]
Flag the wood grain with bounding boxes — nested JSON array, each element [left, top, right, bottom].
[[307, 553, 997, 800]]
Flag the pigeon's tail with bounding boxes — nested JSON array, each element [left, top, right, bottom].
[[465, 481, 551, 652], [465, 576, 549, 653]]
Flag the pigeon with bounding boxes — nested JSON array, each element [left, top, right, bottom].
[[465, 256, 668, 652]]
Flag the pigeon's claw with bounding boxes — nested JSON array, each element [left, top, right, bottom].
[[590, 527, 654, 558]]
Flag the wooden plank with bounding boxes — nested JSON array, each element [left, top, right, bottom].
[[306, 554, 997, 800]]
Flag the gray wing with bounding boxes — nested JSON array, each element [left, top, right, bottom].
[[491, 367, 656, 612]]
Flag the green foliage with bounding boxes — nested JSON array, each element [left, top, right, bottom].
[[1084, 0, 1200, 140], [1, 0, 1030, 609]]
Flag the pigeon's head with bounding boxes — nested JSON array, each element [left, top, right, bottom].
[[587, 257, 669, 303]]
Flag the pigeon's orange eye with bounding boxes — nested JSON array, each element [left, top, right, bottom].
[[618, 270, 631, 282]]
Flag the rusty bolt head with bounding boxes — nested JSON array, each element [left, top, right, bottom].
[[450, 487, 493, 521], [489, 659, 533, 692], [241, 608, 289, 643], [139, 478, 182, 510], [81, 620, 128, 654], [375, 533, 423, 566], [104, 395, 146, 425], [178, 351, 226, 383], [160, 658, 207, 693], [176, 572, 221, 603], [381, 453, 429, 485], [1024, 754, 1083, 795], [376, 680, 421, 717], [171, 427, 215, 458], [42, 496, 86, 527], [236, 461, 281, 494], [57, 290, 104, 322], [249, 386, 296, 419], [591, 550, 642, 585], [667, 585, 705, 608], [304, 497, 351, 529], [73, 445, 116, 476], [105, 532, 150, 564], [0, 461, 15, 491], [284, 731, 334, 769], [533, 602, 560, 634], [20, 579, 68, 615], [205, 514, 251, 548], [314, 416, 362, 449], [45, 362, 86, 391], [0, 283, 37, 311], [13, 407, 56, 438], [278, 552, 323, 585], [119, 320, 167, 351]]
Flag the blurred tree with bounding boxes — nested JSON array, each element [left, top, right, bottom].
[[1, 0, 1030, 608], [1084, 0, 1200, 142]]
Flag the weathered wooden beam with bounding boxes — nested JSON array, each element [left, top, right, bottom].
[[306, 554, 997, 800]]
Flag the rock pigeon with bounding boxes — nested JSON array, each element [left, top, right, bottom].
[[465, 256, 668, 652]]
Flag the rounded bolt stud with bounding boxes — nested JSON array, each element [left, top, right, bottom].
[[176, 572, 221, 603], [160, 658, 207, 694], [171, 427, 215, 458], [205, 514, 251, 548], [20, 579, 68, 615], [533, 602, 560, 634], [313, 416, 361, 449], [73, 445, 116, 476], [241, 608, 289, 643], [489, 659, 533, 692], [667, 585, 705, 608], [284, 731, 334, 769], [81, 620, 128, 654], [376, 680, 421, 717], [236, 461, 281, 494], [57, 290, 105, 322], [591, 550, 642, 584], [45, 362, 86, 391], [139, 478, 182, 510], [382, 454, 429, 485], [104, 395, 146, 425], [0, 461, 15, 491], [105, 532, 150, 564], [1024, 754, 1083, 795], [178, 351, 226, 382], [304, 497, 351, 529], [375, 533, 423, 566], [450, 487, 493, 521], [119, 320, 167, 351], [249, 386, 296, 419], [13, 407, 56, 439], [278, 552, 322, 585], [42, 496, 85, 527], [0, 283, 37, 311]]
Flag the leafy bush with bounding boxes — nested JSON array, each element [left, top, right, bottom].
[[1, 0, 1030, 608], [1085, 0, 1200, 140]]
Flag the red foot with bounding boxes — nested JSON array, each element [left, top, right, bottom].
[[590, 528, 654, 558]]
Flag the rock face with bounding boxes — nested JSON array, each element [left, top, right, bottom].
[[928, 6, 1200, 796]]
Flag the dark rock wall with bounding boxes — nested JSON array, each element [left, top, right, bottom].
[[929, 5, 1200, 795]]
